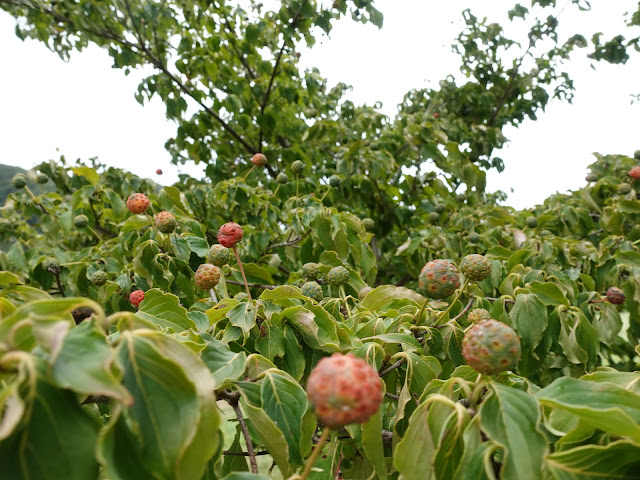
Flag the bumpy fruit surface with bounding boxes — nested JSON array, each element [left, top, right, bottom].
[[585, 173, 599, 182], [306, 353, 383, 429], [276, 172, 289, 184], [418, 260, 460, 299], [629, 166, 640, 180], [206, 244, 231, 266], [36, 173, 49, 184], [301, 281, 323, 302], [362, 218, 375, 232], [526, 216, 538, 228], [327, 266, 349, 285], [12, 174, 27, 189], [195, 264, 221, 290], [217, 222, 243, 248], [429, 212, 440, 223], [155, 211, 177, 233], [42, 257, 60, 274], [435, 204, 446, 214], [618, 182, 632, 195], [635, 150, 640, 160], [252, 153, 267, 167], [329, 175, 342, 187], [302, 262, 320, 280], [460, 254, 492, 282], [126, 193, 150, 214], [606, 287, 626, 305], [468, 308, 491, 324], [74, 214, 89, 228], [291, 160, 304, 174], [130, 290, 145, 308], [90, 270, 108, 286], [462, 320, 521, 375], [358, 286, 374, 300]]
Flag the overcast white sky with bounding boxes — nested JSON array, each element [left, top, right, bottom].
[[1, 1, 639, 209]]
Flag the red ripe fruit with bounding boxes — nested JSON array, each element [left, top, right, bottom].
[[434, 113, 440, 118], [606, 287, 626, 305], [252, 153, 267, 167], [156, 169, 163, 175], [306, 353, 383, 429], [129, 289, 145, 308], [629, 166, 640, 180], [217, 222, 243, 248], [126, 193, 150, 214]]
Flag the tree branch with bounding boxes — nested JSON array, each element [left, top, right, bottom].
[[379, 359, 404, 377], [218, 390, 258, 474]]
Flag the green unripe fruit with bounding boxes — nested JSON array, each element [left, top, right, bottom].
[[462, 319, 521, 375], [618, 182, 632, 195], [301, 281, 323, 302], [206, 244, 231, 267], [327, 266, 350, 286], [362, 218, 375, 232], [358, 286, 374, 300], [585, 173, 599, 183], [154, 211, 177, 234], [418, 260, 460, 299], [42, 257, 60, 274], [291, 160, 304, 174], [74, 214, 89, 228], [36, 173, 49, 184], [468, 308, 491, 324], [429, 212, 440, 223], [456, 193, 467, 203], [195, 264, 221, 290], [526, 216, 538, 228], [435, 204, 446, 214], [91, 270, 108, 286], [12, 174, 27, 189], [302, 262, 320, 280], [276, 172, 289, 184], [460, 254, 492, 282], [634, 150, 640, 160], [468, 232, 480, 243], [329, 175, 342, 187]]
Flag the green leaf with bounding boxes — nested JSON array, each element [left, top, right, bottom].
[[0, 271, 21, 286], [510, 293, 547, 350], [0, 372, 100, 480], [360, 407, 388, 480], [478, 383, 547, 480], [529, 282, 570, 306], [281, 305, 340, 352], [70, 166, 100, 185], [199, 333, 247, 389], [544, 441, 640, 479], [361, 285, 425, 312], [227, 301, 258, 343], [536, 376, 640, 442], [221, 473, 272, 480], [134, 288, 196, 331], [260, 370, 310, 465], [50, 320, 132, 404]]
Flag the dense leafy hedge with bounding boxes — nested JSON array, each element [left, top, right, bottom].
[[1, 150, 639, 479]]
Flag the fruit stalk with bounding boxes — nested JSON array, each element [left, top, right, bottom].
[[299, 427, 331, 480], [434, 278, 470, 326], [233, 246, 253, 302], [414, 298, 430, 325], [339, 285, 352, 319], [243, 165, 256, 180]]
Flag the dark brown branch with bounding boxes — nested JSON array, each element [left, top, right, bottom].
[[379, 359, 404, 377], [223, 450, 270, 456], [265, 230, 310, 251], [385, 392, 399, 401], [54, 271, 66, 297], [82, 395, 110, 405], [451, 298, 475, 322], [218, 390, 258, 474]]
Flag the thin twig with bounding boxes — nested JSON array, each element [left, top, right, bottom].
[[379, 359, 404, 377], [223, 450, 270, 456], [218, 390, 258, 474], [226, 279, 275, 290]]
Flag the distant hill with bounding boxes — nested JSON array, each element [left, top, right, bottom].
[[0, 164, 28, 205]]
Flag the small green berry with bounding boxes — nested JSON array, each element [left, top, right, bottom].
[[302, 262, 320, 280], [468, 308, 491, 324], [526, 216, 538, 228], [429, 212, 440, 223], [326, 266, 349, 286], [460, 254, 492, 282], [435, 204, 446, 214], [291, 160, 304, 174], [618, 182, 632, 195], [74, 214, 89, 228], [36, 172, 49, 184], [362, 218, 375, 232], [329, 175, 342, 188], [206, 244, 231, 267], [301, 281, 323, 302], [12, 174, 27, 189], [276, 172, 289, 184], [91, 270, 108, 286]]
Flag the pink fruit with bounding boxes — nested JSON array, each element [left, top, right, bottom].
[[126, 193, 150, 214], [130, 290, 145, 308], [218, 222, 243, 248]]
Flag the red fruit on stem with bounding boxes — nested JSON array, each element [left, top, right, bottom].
[[434, 113, 440, 118], [126, 193, 150, 214], [218, 222, 243, 248], [130, 289, 145, 308], [306, 353, 383, 429], [156, 169, 163, 175], [629, 166, 640, 180], [606, 287, 626, 305], [252, 153, 267, 167]]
